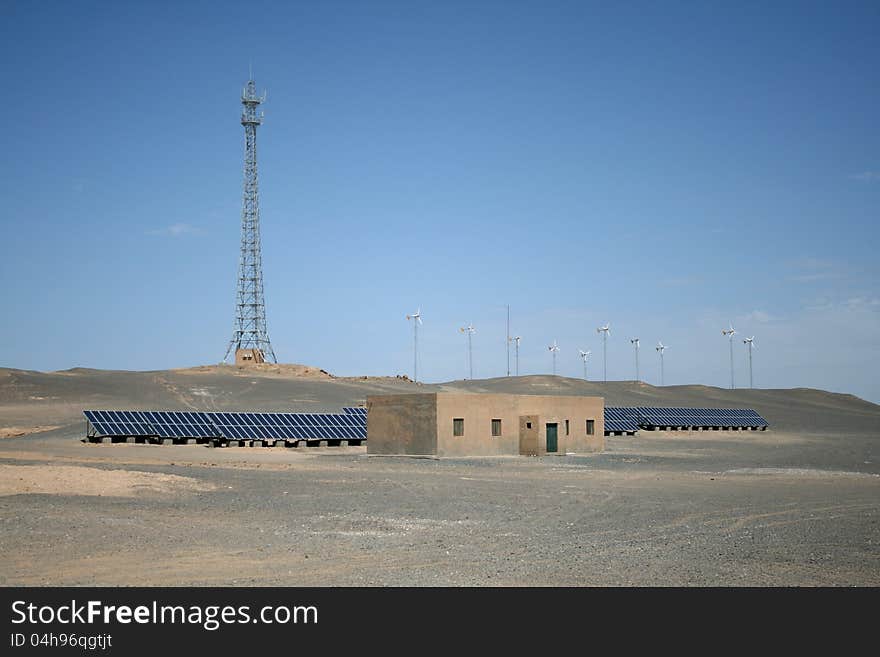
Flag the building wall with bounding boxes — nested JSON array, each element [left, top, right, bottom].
[[366, 393, 438, 455], [435, 393, 521, 457], [519, 395, 605, 456], [518, 414, 540, 456], [367, 392, 604, 457]]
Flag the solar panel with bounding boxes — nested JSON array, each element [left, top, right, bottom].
[[281, 412, 365, 439], [197, 410, 367, 441], [603, 407, 639, 433], [83, 410, 112, 436], [84, 410, 154, 436]]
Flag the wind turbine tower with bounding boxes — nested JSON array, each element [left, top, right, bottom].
[[578, 349, 591, 380], [506, 305, 510, 377], [405, 308, 422, 382], [630, 338, 640, 382], [510, 336, 521, 376], [656, 341, 667, 386], [548, 340, 560, 375], [596, 323, 611, 382], [743, 336, 756, 389], [722, 322, 737, 389], [459, 324, 476, 380]]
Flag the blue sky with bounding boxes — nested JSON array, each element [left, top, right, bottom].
[[1, 1, 878, 402]]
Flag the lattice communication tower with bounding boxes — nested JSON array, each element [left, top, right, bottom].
[[224, 78, 277, 364]]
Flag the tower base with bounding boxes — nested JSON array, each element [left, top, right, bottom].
[[235, 348, 266, 366]]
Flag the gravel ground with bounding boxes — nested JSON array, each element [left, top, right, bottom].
[[0, 426, 877, 586]]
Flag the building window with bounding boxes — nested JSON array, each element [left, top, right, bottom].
[[586, 419, 595, 435], [491, 419, 502, 437], [526, 422, 532, 429], [453, 418, 464, 436], [565, 419, 570, 435]]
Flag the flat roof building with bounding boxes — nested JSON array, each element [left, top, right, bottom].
[[367, 392, 604, 457]]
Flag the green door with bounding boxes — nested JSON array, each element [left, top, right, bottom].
[[546, 423, 558, 453]]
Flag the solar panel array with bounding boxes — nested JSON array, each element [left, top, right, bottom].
[[84, 409, 367, 442], [604, 407, 768, 433]]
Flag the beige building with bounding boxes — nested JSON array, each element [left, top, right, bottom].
[[367, 392, 604, 457], [235, 348, 265, 365]]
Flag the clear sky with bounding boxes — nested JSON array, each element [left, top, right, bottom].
[[1, 1, 878, 402]]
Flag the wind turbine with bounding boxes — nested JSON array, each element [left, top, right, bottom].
[[596, 323, 611, 382], [548, 340, 560, 375], [459, 324, 476, 380], [656, 341, 667, 386], [722, 322, 737, 389], [405, 308, 422, 382], [509, 336, 521, 376], [630, 338, 640, 382], [578, 349, 591, 380], [743, 336, 756, 389]]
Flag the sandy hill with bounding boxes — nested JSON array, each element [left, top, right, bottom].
[[0, 365, 877, 436]]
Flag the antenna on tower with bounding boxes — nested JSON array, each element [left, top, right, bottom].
[[459, 324, 476, 380], [596, 323, 611, 382], [722, 322, 737, 389], [224, 76, 276, 365]]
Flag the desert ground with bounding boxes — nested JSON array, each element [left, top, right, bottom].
[[0, 364, 877, 586]]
